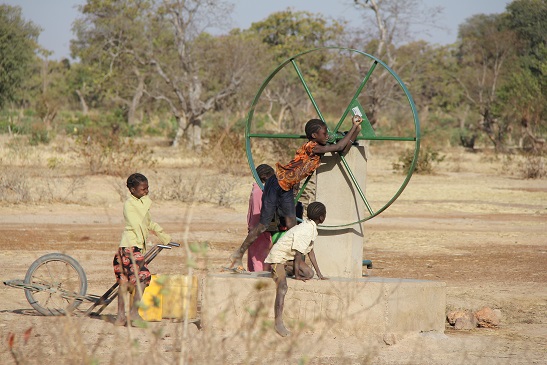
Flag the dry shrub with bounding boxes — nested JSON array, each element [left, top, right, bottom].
[[110, 176, 130, 202], [28, 123, 52, 146], [74, 127, 155, 176], [153, 173, 202, 202], [34, 173, 86, 204], [153, 172, 242, 208], [519, 155, 545, 179], [0, 168, 88, 205], [393, 146, 445, 175], [4, 136, 38, 165], [3, 282, 379, 365], [203, 126, 247, 175], [0, 168, 31, 203]]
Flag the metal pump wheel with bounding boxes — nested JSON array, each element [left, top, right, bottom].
[[245, 47, 420, 228]]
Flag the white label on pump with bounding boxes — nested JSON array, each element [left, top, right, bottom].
[[351, 106, 362, 116]]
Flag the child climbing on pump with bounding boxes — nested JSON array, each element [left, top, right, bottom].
[[265, 201, 329, 337], [228, 115, 362, 272]]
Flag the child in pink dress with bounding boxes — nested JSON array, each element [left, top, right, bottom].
[[247, 164, 275, 271]]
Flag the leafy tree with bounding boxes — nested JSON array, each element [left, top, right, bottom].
[[496, 67, 544, 151], [454, 13, 518, 152], [250, 9, 345, 62], [0, 5, 41, 109], [505, 0, 547, 65], [396, 41, 462, 119], [501, 0, 547, 152], [73, 0, 263, 150], [72, 0, 152, 125], [35, 58, 73, 127], [66, 62, 100, 114]]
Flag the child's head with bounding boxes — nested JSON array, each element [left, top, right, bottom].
[[127, 173, 149, 199], [256, 164, 275, 183], [307, 201, 326, 224], [305, 119, 328, 145]]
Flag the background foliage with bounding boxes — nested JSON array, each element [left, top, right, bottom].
[[0, 0, 545, 177]]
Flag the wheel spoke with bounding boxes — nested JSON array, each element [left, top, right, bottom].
[[291, 59, 326, 124], [248, 133, 306, 139], [334, 60, 378, 134], [339, 155, 374, 215], [294, 174, 312, 204], [45, 262, 56, 283], [356, 135, 417, 141]]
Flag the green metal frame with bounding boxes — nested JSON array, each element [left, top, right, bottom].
[[245, 47, 420, 228]]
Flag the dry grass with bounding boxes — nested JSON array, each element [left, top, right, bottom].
[[1, 134, 545, 365]]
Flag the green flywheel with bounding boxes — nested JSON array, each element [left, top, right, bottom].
[[245, 47, 420, 228]]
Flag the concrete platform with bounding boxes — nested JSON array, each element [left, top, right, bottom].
[[202, 273, 446, 340]]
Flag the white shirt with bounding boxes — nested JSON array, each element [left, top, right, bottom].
[[265, 219, 318, 264]]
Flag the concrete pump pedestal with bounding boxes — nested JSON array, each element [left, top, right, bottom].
[[313, 145, 367, 278], [202, 273, 446, 340]]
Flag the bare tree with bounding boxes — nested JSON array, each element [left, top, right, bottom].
[[352, 0, 443, 64], [144, 0, 255, 149], [72, 0, 266, 149], [247, 9, 346, 130], [350, 0, 443, 127]]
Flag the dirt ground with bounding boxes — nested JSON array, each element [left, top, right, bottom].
[[0, 148, 546, 364]]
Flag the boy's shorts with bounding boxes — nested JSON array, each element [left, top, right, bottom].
[[271, 262, 294, 279], [259, 175, 296, 227]]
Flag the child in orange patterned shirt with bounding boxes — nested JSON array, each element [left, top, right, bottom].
[[228, 115, 362, 271]]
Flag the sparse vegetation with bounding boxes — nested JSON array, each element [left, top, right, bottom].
[[73, 126, 156, 176], [519, 155, 546, 179], [393, 146, 446, 175]]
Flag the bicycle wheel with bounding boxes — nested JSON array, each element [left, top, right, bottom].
[[24, 253, 88, 316]]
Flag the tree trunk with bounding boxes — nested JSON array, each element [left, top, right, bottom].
[[127, 68, 145, 126], [277, 105, 288, 132], [191, 118, 202, 153], [172, 115, 187, 147], [75, 90, 89, 115]]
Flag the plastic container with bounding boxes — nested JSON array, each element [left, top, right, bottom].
[[138, 274, 163, 321], [161, 274, 198, 319]]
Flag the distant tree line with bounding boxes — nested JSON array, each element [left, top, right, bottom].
[[0, 0, 545, 154]]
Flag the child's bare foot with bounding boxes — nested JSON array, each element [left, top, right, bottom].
[[275, 321, 290, 337], [114, 315, 127, 326], [130, 319, 145, 327], [129, 311, 146, 327]]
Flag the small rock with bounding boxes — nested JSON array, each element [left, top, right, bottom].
[[447, 310, 477, 330], [447, 310, 465, 325], [474, 307, 501, 328], [454, 315, 476, 330]]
